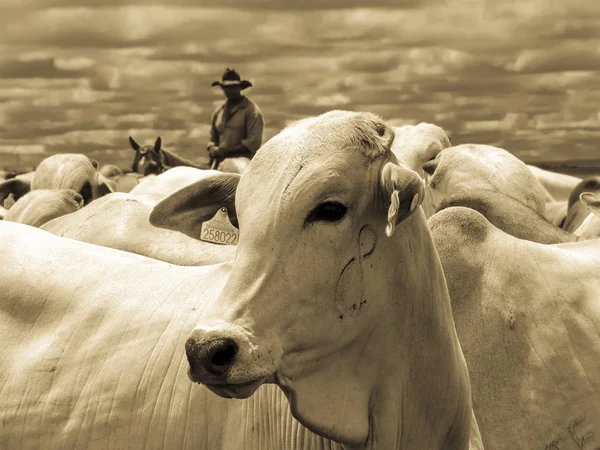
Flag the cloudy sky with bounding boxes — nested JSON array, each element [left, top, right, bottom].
[[1, 0, 599, 170]]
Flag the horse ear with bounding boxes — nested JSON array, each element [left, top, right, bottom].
[[129, 136, 140, 151], [154, 137, 162, 152]]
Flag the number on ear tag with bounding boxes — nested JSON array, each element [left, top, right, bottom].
[[200, 207, 239, 245]]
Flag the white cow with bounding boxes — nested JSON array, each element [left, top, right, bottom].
[[42, 167, 236, 266], [3, 189, 83, 227], [563, 176, 600, 233], [435, 190, 577, 245], [573, 192, 600, 240], [0, 170, 16, 181], [430, 206, 600, 450], [109, 173, 140, 192], [436, 188, 600, 244], [0, 111, 482, 449], [171, 111, 480, 449], [99, 164, 124, 178], [128, 167, 219, 198], [422, 144, 551, 218], [543, 200, 569, 227], [217, 157, 250, 174], [99, 165, 141, 193], [32, 153, 114, 204], [0, 154, 114, 207], [391, 123, 451, 177], [0, 171, 35, 206], [526, 164, 582, 202], [0, 170, 16, 184]]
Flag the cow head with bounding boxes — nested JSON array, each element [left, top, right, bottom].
[[391, 122, 451, 177], [26, 154, 114, 206], [0, 177, 32, 206], [152, 111, 469, 447], [422, 144, 549, 218], [4, 188, 84, 227], [574, 192, 600, 240], [580, 192, 600, 218], [130, 136, 166, 176], [563, 176, 600, 233]]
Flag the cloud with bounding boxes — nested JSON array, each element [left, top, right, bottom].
[[509, 45, 600, 73], [463, 113, 530, 133], [1, 7, 239, 49], [0, 145, 47, 156], [532, 112, 600, 131], [88, 67, 122, 90], [1, 0, 600, 171], [339, 51, 401, 73], [0, 57, 93, 79], [0, 0, 438, 10], [539, 19, 600, 41], [54, 57, 96, 71]]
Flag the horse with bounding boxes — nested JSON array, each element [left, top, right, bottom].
[[129, 136, 208, 176]]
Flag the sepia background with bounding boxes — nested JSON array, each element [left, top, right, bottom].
[[1, 0, 599, 174]]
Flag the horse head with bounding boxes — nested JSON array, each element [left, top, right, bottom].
[[129, 136, 167, 176]]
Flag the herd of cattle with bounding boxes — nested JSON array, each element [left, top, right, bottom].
[[1, 110, 599, 449]]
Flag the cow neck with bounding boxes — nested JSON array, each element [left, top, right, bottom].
[[280, 210, 474, 449], [362, 211, 472, 450]]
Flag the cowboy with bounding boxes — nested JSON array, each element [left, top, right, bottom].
[[207, 68, 265, 170]]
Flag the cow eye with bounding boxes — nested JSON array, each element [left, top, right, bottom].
[[307, 201, 347, 223]]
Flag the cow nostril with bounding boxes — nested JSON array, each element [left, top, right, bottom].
[[211, 343, 237, 367], [185, 337, 238, 377]]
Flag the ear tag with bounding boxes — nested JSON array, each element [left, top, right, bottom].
[[200, 207, 239, 245]]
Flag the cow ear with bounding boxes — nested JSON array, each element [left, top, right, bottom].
[[149, 173, 240, 239], [422, 158, 438, 176], [96, 173, 116, 198], [580, 192, 600, 219], [0, 178, 31, 205], [154, 137, 162, 152], [379, 161, 425, 237], [129, 136, 140, 151]]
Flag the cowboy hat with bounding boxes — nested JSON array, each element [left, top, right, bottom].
[[211, 68, 253, 89]]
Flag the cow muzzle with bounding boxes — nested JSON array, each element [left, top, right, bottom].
[[185, 326, 278, 399], [185, 337, 238, 378]]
